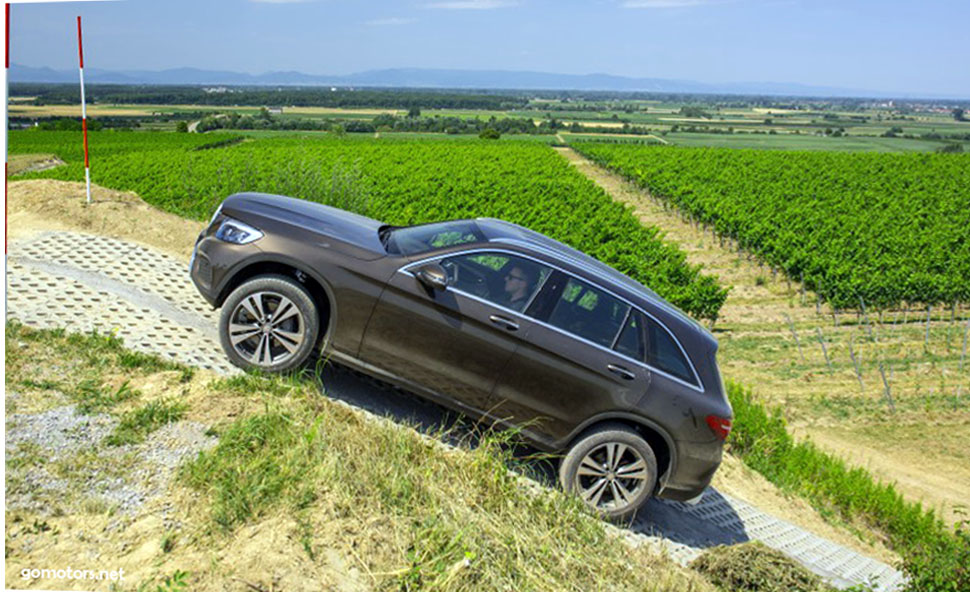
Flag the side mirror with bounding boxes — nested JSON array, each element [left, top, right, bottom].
[[415, 263, 449, 292]]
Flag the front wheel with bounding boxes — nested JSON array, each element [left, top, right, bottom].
[[218, 274, 320, 373], [559, 424, 658, 521]]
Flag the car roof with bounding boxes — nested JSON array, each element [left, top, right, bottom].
[[474, 217, 705, 332]]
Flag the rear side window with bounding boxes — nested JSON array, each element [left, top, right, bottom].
[[614, 310, 697, 386], [547, 277, 629, 348], [645, 317, 695, 385]]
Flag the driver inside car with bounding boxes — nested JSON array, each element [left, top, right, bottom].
[[501, 264, 539, 312]]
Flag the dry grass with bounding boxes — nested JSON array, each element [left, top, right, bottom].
[[7, 178, 204, 260], [5, 324, 718, 592]]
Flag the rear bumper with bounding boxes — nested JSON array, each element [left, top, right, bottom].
[[657, 438, 724, 501]]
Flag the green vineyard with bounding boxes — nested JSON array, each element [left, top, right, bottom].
[[9, 130, 727, 321], [574, 142, 970, 310]]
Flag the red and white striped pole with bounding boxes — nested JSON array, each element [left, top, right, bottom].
[[6, 3, 10, 254], [77, 15, 91, 204]]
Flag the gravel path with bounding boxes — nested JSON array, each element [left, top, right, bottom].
[[5, 230, 905, 591]]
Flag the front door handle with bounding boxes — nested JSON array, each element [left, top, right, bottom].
[[489, 315, 520, 331], [607, 364, 636, 381]]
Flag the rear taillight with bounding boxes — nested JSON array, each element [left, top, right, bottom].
[[705, 415, 732, 440]]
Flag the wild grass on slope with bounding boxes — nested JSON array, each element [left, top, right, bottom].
[[183, 372, 714, 592], [727, 381, 970, 591]]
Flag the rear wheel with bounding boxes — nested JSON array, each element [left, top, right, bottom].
[[559, 424, 658, 521], [219, 275, 320, 373]]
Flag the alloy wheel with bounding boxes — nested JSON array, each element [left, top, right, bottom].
[[227, 291, 306, 367], [575, 442, 650, 513]]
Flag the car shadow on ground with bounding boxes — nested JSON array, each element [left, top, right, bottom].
[[314, 361, 748, 553]]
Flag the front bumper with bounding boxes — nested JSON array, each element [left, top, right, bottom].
[[189, 234, 262, 307]]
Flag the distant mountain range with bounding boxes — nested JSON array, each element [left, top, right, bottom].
[[8, 64, 960, 100]]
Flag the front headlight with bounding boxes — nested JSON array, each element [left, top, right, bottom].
[[215, 217, 264, 244]]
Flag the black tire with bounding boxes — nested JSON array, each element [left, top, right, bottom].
[[219, 274, 320, 373], [559, 423, 658, 522]]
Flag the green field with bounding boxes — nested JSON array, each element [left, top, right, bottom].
[[10, 130, 727, 320], [574, 142, 970, 308], [660, 132, 962, 152]]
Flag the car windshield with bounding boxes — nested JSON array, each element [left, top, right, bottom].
[[385, 220, 485, 256]]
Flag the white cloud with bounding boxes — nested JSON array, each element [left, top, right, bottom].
[[425, 0, 516, 10], [623, 0, 721, 7], [365, 17, 418, 26]]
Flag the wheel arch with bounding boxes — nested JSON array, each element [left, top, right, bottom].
[[215, 255, 335, 344], [559, 413, 676, 490]]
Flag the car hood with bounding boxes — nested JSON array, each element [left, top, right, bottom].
[[222, 192, 386, 260]]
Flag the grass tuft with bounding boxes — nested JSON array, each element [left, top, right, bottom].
[[106, 398, 188, 446], [691, 541, 831, 592]]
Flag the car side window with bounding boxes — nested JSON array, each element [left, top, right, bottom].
[[547, 277, 630, 348], [439, 252, 551, 313], [645, 317, 696, 385]]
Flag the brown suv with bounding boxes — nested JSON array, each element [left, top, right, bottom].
[[190, 192, 733, 519]]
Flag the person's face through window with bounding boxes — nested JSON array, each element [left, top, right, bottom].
[[504, 266, 529, 301]]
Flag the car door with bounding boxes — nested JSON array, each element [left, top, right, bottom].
[[489, 272, 652, 445], [358, 250, 551, 414]]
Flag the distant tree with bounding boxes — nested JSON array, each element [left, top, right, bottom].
[[883, 126, 904, 137], [679, 106, 709, 119], [953, 108, 966, 122], [331, 123, 346, 137], [937, 142, 964, 153], [408, 106, 421, 118], [763, 118, 773, 125], [479, 128, 501, 140], [176, 121, 189, 133]]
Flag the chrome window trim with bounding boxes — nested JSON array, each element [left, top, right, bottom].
[[398, 247, 705, 393], [490, 237, 690, 321]]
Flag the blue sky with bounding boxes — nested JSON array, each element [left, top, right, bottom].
[[7, 0, 969, 96]]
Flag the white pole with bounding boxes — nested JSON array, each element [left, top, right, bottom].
[[77, 16, 91, 204]]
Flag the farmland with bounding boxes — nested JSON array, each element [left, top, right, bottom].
[[572, 142, 970, 310], [8, 119, 970, 590], [8, 130, 727, 321], [11, 83, 970, 152]]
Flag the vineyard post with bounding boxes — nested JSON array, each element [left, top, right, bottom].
[[947, 301, 957, 352], [848, 335, 865, 392], [961, 319, 969, 373], [925, 305, 932, 352], [785, 314, 806, 363], [816, 327, 832, 373], [859, 296, 873, 340], [878, 362, 895, 413]]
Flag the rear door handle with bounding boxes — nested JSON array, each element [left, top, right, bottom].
[[489, 315, 520, 331], [607, 364, 636, 381]]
